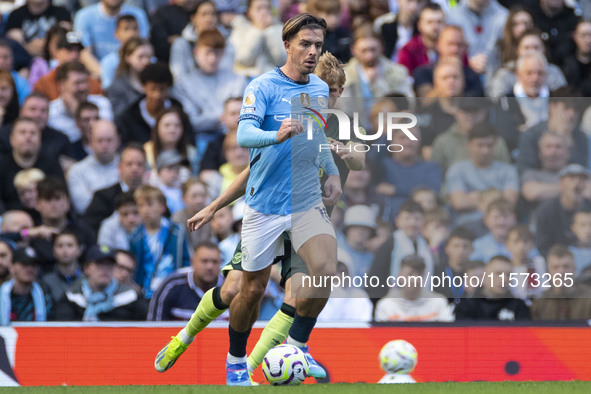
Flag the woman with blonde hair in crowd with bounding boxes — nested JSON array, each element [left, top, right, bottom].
[[13, 169, 46, 216], [107, 38, 154, 115]]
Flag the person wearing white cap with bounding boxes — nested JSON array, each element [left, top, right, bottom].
[[534, 163, 591, 256], [340, 205, 377, 278]]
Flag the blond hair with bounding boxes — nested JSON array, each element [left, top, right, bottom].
[[314, 51, 346, 88], [13, 168, 46, 189]]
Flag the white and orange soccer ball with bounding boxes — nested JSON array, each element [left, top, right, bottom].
[[379, 339, 418, 375], [262, 344, 309, 385]]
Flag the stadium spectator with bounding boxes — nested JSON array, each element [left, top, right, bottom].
[[375, 254, 453, 322], [28, 26, 70, 88], [421, 208, 450, 269], [173, 30, 246, 138], [342, 24, 413, 127], [454, 255, 530, 321], [412, 187, 439, 213], [506, 225, 546, 301], [150, 0, 195, 63], [447, 0, 508, 76], [470, 198, 519, 262], [169, 0, 234, 81], [29, 177, 95, 273], [150, 151, 189, 215], [48, 61, 113, 143], [129, 185, 191, 298], [55, 244, 147, 321], [339, 205, 376, 278], [342, 167, 376, 209], [368, 201, 434, 300], [13, 168, 45, 220], [144, 108, 198, 175], [106, 38, 153, 115], [4, 0, 71, 58], [0, 211, 35, 241], [463, 259, 486, 298], [376, 0, 423, 62], [113, 249, 140, 291], [210, 204, 241, 265], [148, 241, 223, 321], [560, 20, 591, 88], [521, 131, 569, 209], [413, 26, 484, 97], [229, 0, 286, 77], [430, 98, 510, 174], [487, 6, 534, 88], [0, 70, 19, 127], [434, 226, 474, 303], [534, 164, 591, 257], [67, 120, 120, 214], [444, 123, 519, 224], [33, 32, 104, 101], [0, 118, 64, 211], [0, 93, 76, 170], [462, 188, 503, 239], [524, 0, 578, 65], [0, 238, 14, 285], [199, 97, 241, 182], [172, 178, 212, 250], [100, 15, 141, 90], [115, 62, 192, 146], [490, 28, 567, 99], [0, 246, 52, 325], [70, 101, 99, 161], [307, 0, 351, 63], [397, 3, 445, 74], [84, 143, 146, 232], [98, 192, 141, 251], [517, 90, 588, 174], [531, 245, 591, 320], [40, 230, 83, 305], [568, 210, 591, 276], [0, 41, 31, 105], [373, 127, 442, 221], [73, 0, 149, 77], [317, 248, 373, 323], [203, 132, 249, 198]]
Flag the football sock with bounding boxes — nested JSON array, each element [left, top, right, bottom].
[[287, 312, 317, 345], [247, 303, 295, 373], [228, 326, 251, 358], [227, 353, 247, 365], [185, 287, 228, 339]]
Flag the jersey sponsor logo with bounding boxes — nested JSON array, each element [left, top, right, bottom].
[[244, 91, 256, 106]]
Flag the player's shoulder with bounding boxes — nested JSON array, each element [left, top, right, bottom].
[[309, 74, 329, 89]]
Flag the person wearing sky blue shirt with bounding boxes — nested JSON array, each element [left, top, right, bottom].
[[74, 0, 149, 75]]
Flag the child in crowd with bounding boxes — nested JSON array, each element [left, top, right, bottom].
[[129, 185, 191, 298], [436, 226, 475, 303], [101, 15, 140, 89], [98, 192, 141, 251], [150, 151, 188, 215], [506, 225, 545, 301], [412, 187, 439, 213], [41, 231, 83, 305], [422, 208, 450, 269], [470, 198, 517, 262], [172, 178, 212, 249], [463, 189, 503, 239], [568, 210, 591, 276]]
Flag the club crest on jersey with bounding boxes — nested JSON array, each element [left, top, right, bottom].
[[300, 93, 310, 107], [317, 96, 327, 108], [244, 91, 256, 106]]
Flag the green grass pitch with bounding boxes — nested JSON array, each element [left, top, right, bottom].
[[2, 382, 591, 394]]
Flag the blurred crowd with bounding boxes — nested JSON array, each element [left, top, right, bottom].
[[1, 0, 591, 324]]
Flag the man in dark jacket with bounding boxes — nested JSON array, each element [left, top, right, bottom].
[[55, 245, 147, 321]]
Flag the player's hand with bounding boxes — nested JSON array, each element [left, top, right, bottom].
[[27, 226, 59, 240], [187, 205, 216, 232], [276, 118, 304, 143], [322, 175, 342, 206]]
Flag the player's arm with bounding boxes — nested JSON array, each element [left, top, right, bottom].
[[187, 167, 250, 231], [237, 117, 304, 147], [319, 145, 342, 206]]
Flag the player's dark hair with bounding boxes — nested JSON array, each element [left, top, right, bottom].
[[115, 192, 137, 210], [116, 14, 138, 28], [400, 255, 426, 273], [282, 13, 327, 42], [398, 200, 423, 216], [56, 61, 89, 83], [75, 101, 99, 121], [468, 122, 497, 141], [37, 176, 69, 201], [139, 62, 173, 86]]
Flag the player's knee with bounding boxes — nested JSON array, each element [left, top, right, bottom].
[[221, 282, 239, 304], [311, 263, 337, 278], [242, 281, 266, 302]]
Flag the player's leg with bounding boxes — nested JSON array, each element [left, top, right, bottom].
[[154, 245, 244, 373], [246, 274, 296, 374]]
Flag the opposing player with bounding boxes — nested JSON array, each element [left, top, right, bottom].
[[154, 52, 365, 380]]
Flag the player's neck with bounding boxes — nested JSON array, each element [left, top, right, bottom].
[[280, 65, 309, 83]]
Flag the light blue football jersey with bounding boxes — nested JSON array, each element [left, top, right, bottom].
[[237, 67, 338, 215]]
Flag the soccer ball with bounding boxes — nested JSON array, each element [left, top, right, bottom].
[[379, 340, 418, 374], [262, 344, 309, 385]]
